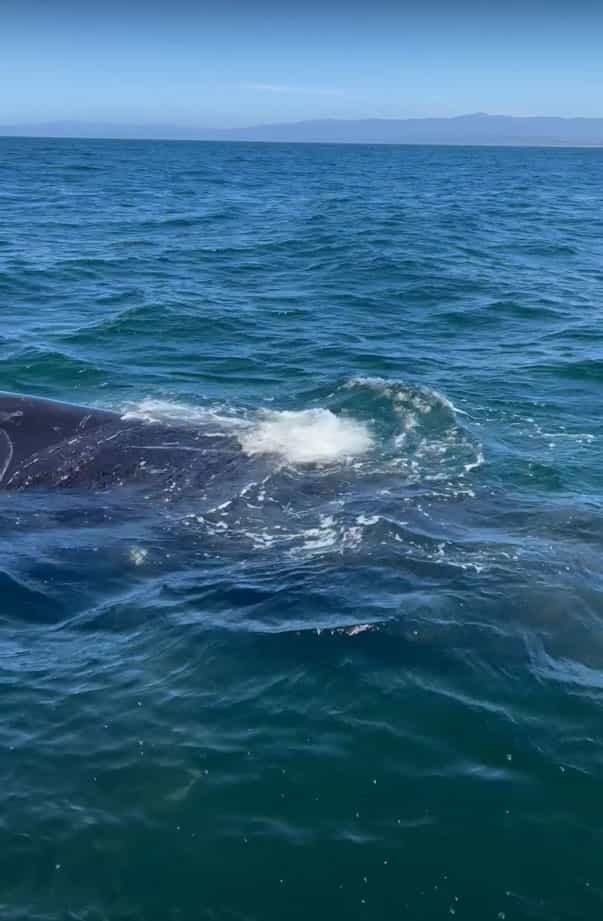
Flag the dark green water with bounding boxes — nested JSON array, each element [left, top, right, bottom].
[[1, 137, 603, 920]]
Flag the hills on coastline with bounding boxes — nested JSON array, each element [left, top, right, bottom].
[[2, 113, 603, 146]]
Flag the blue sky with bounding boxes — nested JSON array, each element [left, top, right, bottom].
[[2, 0, 603, 127]]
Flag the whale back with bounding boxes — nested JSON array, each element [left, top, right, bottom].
[[0, 392, 118, 485]]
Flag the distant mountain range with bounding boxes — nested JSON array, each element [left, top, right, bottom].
[[2, 113, 603, 146]]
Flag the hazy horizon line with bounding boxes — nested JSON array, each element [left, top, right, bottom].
[[3, 111, 603, 129], [2, 112, 603, 147]]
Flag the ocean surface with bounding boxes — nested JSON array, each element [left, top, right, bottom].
[[1, 137, 603, 921]]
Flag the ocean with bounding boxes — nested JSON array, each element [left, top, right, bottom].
[[1, 137, 602, 921]]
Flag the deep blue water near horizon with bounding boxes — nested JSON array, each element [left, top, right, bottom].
[[1, 137, 603, 921]]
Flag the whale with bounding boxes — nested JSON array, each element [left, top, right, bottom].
[[0, 391, 243, 491]]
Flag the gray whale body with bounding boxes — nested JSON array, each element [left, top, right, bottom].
[[0, 392, 241, 491]]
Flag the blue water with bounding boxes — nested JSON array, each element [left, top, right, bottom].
[[1, 137, 603, 921]]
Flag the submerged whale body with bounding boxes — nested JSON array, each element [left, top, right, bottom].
[[0, 392, 242, 491]]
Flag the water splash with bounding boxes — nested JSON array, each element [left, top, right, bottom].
[[239, 408, 374, 465]]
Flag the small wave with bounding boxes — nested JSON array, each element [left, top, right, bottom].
[[336, 376, 481, 480], [533, 358, 603, 382], [0, 570, 64, 624], [343, 375, 467, 416], [0, 347, 106, 390]]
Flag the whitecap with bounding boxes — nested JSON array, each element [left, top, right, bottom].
[[238, 408, 374, 465]]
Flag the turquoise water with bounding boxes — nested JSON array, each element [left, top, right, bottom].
[[1, 137, 603, 920]]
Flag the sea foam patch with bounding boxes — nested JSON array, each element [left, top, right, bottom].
[[238, 408, 374, 465]]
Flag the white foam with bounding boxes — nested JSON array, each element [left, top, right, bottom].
[[239, 409, 374, 465], [128, 546, 148, 566], [463, 448, 485, 473]]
